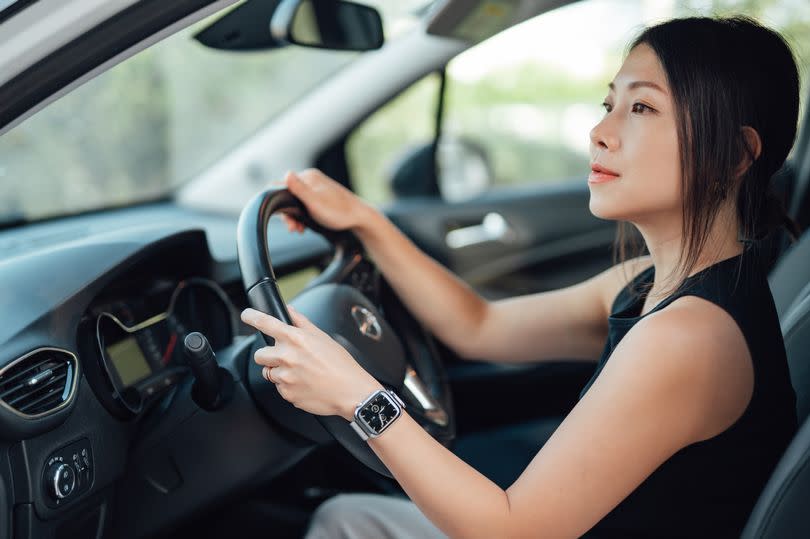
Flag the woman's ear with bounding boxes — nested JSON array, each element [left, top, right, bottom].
[[735, 126, 763, 178]]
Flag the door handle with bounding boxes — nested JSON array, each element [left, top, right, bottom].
[[445, 212, 514, 249]]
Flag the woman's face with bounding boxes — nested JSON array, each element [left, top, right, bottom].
[[588, 43, 681, 227]]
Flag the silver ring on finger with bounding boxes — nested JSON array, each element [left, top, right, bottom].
[[262, 366, 276, 384]]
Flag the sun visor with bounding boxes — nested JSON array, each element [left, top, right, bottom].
[[427, 0, 570, 43]]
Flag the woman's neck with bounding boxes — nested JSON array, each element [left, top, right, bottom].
[[635, 204, 744, 300]]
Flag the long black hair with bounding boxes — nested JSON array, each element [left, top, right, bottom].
[[616, 16, 801, 293]]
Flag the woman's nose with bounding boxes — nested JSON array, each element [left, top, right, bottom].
[[590, 117, 619, 151]]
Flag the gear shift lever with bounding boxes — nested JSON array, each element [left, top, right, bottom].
[[184, 332, 233, 411]]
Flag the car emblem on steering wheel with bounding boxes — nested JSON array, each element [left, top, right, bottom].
[[351, 305, 382, 341]]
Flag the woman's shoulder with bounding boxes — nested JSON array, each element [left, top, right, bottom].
[[593, 256, 654, 315], [618, 296, 754, 441]]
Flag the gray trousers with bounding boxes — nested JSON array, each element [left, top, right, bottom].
[[304, 418, 561, 538], [304, 493, 447, 539]]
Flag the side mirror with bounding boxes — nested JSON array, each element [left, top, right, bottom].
[[436, 137, 493, 202], [387, 137, 493, 202], [270, 0, 384, 51]]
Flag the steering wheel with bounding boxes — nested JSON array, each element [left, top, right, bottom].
[[236, 187, 455, 477]]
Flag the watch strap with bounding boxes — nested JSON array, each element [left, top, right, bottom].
[[388, 389, 406, 408], [349, 419, 370, 441]]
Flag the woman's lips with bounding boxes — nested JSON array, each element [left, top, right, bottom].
[[588, 164, 620, 184]]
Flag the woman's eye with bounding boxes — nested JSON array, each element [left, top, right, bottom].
[[631, 102, 655, 114], [601, 102, 612, 113]]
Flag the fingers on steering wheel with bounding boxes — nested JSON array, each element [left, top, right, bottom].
[[242, 308, 298, 339], [281, 213, 305, 234], [265, 366, 293, 387], [287, 307, 317, 332], [254, 345, 287, 368]]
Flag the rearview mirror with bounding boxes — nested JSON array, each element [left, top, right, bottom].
[[271, 0, 384, 51]]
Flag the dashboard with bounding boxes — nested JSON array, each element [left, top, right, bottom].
[[0, 202, 347, 539]]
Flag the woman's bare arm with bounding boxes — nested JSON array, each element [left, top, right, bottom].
[[360, 298, 752, 538], [285, 169, 650, 364], [355, 208, 651, 362]]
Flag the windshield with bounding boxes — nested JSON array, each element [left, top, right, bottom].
[[0, 0, 431, 225]]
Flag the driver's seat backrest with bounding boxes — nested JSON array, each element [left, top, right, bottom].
[[768, 226, 810, 319], [742, 230, 810, 538], [742, 414, 810, 538], [768, 231, 810, 422]]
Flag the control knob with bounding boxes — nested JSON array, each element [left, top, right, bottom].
[[46, 462, 76, 500]]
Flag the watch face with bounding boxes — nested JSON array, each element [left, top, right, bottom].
[[359, 393, 399, 433]]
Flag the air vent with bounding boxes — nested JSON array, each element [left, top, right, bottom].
[[0, 348, 77, 418]]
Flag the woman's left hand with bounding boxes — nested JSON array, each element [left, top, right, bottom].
[[240, 306, 383, 421]]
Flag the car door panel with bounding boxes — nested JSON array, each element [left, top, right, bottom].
[[385, 181, 614, 292]]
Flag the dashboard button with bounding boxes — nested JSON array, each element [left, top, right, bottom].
[[42, 438, 94, 507], [47, 463, 76, 500]]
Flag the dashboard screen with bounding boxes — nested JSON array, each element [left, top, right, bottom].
[[106, 336, 153, 387]]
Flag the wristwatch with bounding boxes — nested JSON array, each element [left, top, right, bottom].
[[349, 388, 406, 440]]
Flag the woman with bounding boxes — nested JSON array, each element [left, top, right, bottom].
[[240, 16, 800, 538]]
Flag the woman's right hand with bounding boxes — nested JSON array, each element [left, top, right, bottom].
[[281, 169, 374, 233]]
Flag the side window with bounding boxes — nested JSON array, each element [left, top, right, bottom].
[[439, 0, 810, 201], [347, 0, 810, 205], [439, 4, 613, 200], [346, 74, 441, 204]]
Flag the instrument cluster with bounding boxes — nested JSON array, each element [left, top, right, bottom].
[[89, 278, 236, 416]]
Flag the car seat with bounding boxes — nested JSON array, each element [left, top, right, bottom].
[[742, 228, 810, 538]]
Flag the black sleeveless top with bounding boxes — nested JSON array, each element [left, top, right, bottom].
[[581, 252, 797, 538]]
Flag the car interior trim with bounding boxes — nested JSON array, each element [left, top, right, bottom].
[[0, 0, 38, 25], [95, 277, 237, 335], [0, 347, 79, 420]]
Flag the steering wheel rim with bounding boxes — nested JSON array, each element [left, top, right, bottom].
[[237, 187, 455, 477]]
